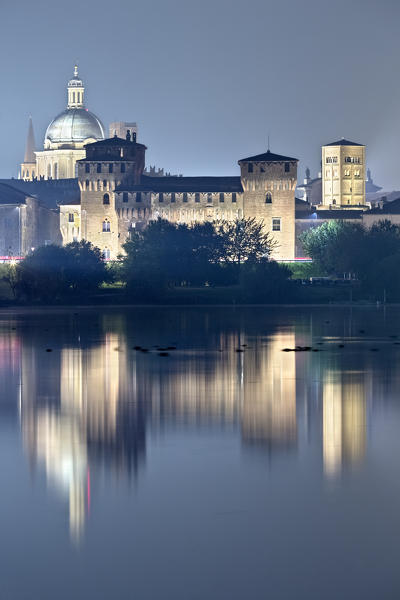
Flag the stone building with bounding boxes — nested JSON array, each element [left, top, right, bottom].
[[321, 139, 366, 208], [76, 136, 298, 261], [21, 66, 105, 181]]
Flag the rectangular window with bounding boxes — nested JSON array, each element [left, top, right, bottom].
[[85, 163, 90, 173], [136, 192, 142, 203], [123, 192, 128, 203], [272, 218, 281, 231], [171, 193, 176, 203], [207, 193, 212, 203], [219, 192, 224, 203], [232, 193, 237, 203], [284, 162, 290, 173], [248, 164, 253, 173], [109, 163, 113, 173], [120, 163, 126, 173], [195, 193, 200, 203], [159, 193, 163, 203], [68, 213, 74, 223], [97, 163, 102, 173], [183, 192, 188, 202]]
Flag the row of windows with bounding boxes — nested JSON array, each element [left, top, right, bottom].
[[325, 157, 338, 164], [325, 169, 362, 178], [326, 156, 362, 165], [158, 192, 238, 203], [247, 163, 291, 173], [109, 192, 275, 205], [70, 91, 83, 104], [100, 216, 281, 232], [85, 163, 127, 174]]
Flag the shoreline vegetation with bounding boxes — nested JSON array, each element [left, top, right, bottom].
[[0, 218, 399, 307]]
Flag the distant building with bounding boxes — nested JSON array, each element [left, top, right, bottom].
[[321, 139, 366, 209], [109, 121, 138, 140], [19, 117, 37, 181]]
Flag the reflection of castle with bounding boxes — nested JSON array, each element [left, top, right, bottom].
[[322, 371, 366, 477]]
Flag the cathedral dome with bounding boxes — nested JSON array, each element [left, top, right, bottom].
[[45, 108, 105, 147]]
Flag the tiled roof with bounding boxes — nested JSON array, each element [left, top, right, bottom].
[[116, 175, 243, 193], [238, 149, 298, 163], [324, 139, 363, 147]]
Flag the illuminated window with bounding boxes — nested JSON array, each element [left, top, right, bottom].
[[97, 163, 102, 173], [68, 213, 74, 223], [265, 192, 272, 204], [122, 192, 128, 203], [232, 193, 237, 203], [120, 163, 126, 173], [219, 193, 224, 203], [272, 218, 281, 231], [102, 220, 111, 232], [103, 248, 111, 260], [103, 193, 110, 205]]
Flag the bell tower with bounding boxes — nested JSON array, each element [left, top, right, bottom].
[[67, 65, 85, 109]]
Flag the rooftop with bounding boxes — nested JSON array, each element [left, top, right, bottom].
[[238, 149, 298, 163], [324, 138, 364, 147], [116, 175, 243, 193]]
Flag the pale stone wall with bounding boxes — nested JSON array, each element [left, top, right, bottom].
[[60, 205, 82, 245], [36, 149, 86, 180], [148, 192, 243, 224], [322, 144, 366, 208], [240, 161, 297, 261], [19, 162, 37, 181]]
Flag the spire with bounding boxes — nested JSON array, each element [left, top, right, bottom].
[[67, 65, 85, 109], [24, 116, 36, 163]]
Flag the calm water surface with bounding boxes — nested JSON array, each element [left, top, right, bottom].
[[0, 306, 400, 599]]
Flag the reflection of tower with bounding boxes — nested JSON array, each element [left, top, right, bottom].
[[323, 371, 366, 477], [241, 333, 297, 450]]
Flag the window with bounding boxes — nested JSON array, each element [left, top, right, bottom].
[[355, 170, 360, 177], [122, 192, 128, 203], [85, 163, 90, 173], [265, 192, 272, 204], [136, 192, 142, 203], [207, 193, 212, 203], [97, 163, 102, 173], [345, 156, 361, 164], [54, 163, 58, 179], [248, 163, 253, 173], [68, 213, 74, 223], [109, 163, 113, 173], [232, 193, 237, 203], [183, 193, 188, 203], [103, 248, 111, 260], [326, 156, 338, 164], [272, 218, 281, 231], [195, 193, 200, 203], [171, 193, 176, 203], [103, 180, 107, 190], [103, 193, 110, 205], [85, 179, 90, 189], [120, 163, 126, 173], [159, 193, 164, 203], [103, 220, 111, 232], [219, 193, 224, 203], [284, 162, 290, 173]]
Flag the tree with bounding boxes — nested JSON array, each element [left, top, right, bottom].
[[239, 258, 292, 302], [64, 240, 108, 293], [217, 218, 277, 267]]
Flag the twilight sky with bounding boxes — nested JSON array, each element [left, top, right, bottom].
[[1, 0, 400, 188]]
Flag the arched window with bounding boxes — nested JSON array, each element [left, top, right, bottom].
[[265, 192, 272, 203], [103, 248, 111, 260], [102, 220, 111, 232], [103, 193, 110, 205]]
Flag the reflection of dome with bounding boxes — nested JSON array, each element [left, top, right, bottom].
[[45, 108, 105, 145]]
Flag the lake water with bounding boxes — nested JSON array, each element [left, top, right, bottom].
[[0, 306, 400, 599]]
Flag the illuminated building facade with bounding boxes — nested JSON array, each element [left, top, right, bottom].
[[321, 139, 366, 209]]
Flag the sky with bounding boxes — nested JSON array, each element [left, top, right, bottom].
[[1, 0, 400, 188]]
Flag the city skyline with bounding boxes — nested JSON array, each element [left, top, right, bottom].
[[2, 0, 400, 188]]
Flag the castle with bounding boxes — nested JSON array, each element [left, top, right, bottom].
[[17, 66, 299, 261]]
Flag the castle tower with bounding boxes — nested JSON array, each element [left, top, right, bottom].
[[238, 149, 298, 261], [77, 133, 146, 259], [321, 139, 366, 209], [19, 117, 37, 181]]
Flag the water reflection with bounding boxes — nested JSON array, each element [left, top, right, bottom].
[[3, 307, 396, 543]]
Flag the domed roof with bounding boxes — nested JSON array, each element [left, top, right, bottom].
[[45, 108, 105, 145]]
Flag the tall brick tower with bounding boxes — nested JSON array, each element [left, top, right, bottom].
[[238, 149, 298, 261], [77, 132, 146, 259]]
